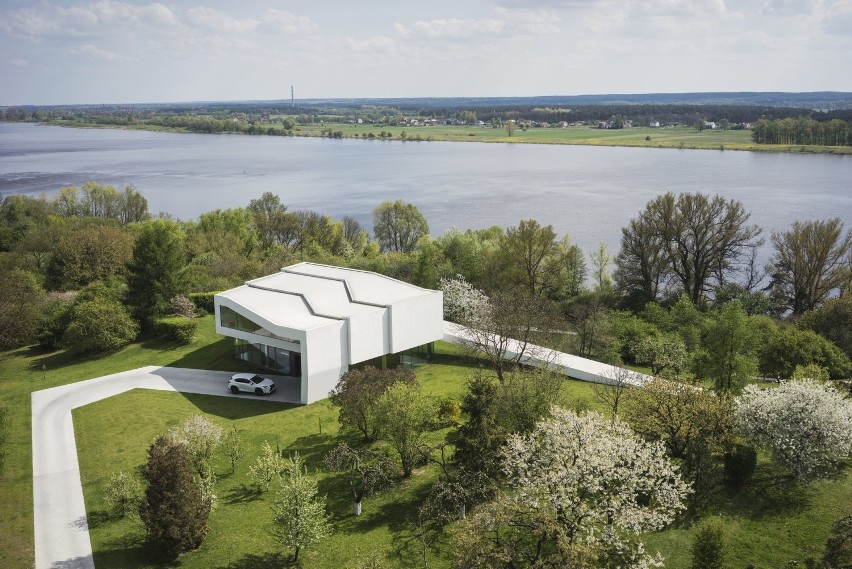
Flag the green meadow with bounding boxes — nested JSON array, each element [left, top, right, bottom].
[[1, 316, 849, 568]]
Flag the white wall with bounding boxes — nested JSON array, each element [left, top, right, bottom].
[[388, 291, 444, 353], [303, 322, 348, 404], [346, 308, 388, 365]]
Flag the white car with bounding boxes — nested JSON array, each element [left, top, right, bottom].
[[228, 373, 276, 396]]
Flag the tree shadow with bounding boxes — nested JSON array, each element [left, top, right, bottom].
[[84, 508, 115, 530], [716, 463, 815, 520], [216, 551, 293, 569], [283, 433, 340, 469], [223, 483, 263, 505]]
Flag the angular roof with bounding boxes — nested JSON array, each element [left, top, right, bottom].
[[216, 262, 438, 332]]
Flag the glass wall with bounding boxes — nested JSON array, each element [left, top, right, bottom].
[[233, 339, 301, 376], [220, 306, 300, 344]]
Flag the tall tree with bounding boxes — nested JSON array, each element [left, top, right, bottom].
[[0, 269, 44, 351], [614, 208, 670, 305], [329, 366, 416, 442], [139, 435, 210, 558], [768, 218, 852, 314], [372, 200, 429, 253], [373, 381, 435, 477], [618, 193, 762, 304], [126, 219, 187, 328], [248, 192, 288, 249], [697, 301, 759, 392], [499, 219, 557, 295]]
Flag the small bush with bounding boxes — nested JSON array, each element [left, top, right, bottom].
[[63, 297, 139, 353], [691, 519, 727, 569], [170, 295, 196, 319], [724, 444, 757, 488], [822, 514, 852, 568], [187, 292, 218, 314], [436, 398, 462, 427], [104, 470, 143, 518], [155, 317, 198, 344]]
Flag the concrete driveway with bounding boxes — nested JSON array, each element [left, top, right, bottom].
[[32, 366, 300, 569]]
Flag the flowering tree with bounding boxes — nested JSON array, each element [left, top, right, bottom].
[[453, 407, 690, 566], [440, 275, 489, 324], [323, 443, 399, 515], [249, 440, 286, 491], [272, 453, 331, 562], [735, 379, 852, 480], [171, 415, 223, 478]]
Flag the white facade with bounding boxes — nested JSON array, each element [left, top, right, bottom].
[[214, 262, 444, 404]]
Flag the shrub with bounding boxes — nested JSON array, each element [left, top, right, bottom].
[[139, 435, 210, 558], [169, 294, 196, 318], [0, 403, 8, 474], [154, 316, 198, 344], [691, 519, 727, 569], [823, 514, 852, 568], [37, 295, 75, 350], [63, 297, 139, 353], [187, 291, 218, 314], [723, 444, 757, 488]]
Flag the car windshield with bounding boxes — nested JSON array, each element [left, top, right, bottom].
[[251, 375, 265, 383]]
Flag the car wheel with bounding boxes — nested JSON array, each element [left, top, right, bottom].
[[230, 385, 239, 394], [255, 388, 263, 396]]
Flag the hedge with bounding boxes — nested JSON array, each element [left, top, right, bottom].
[[154, 317, 198, 344]]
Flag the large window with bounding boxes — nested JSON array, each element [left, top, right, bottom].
[[234, 339, 301, 376], [220, 306, 299, 344]]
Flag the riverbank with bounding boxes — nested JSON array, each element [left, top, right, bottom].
[[38, 120, 852, 155]]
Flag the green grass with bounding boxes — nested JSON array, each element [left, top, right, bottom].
[[3, 315, 849, 567]]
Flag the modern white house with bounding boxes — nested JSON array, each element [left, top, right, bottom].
[[214, 262, 444, 404]]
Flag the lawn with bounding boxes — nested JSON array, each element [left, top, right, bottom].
[[2, 315, 849, 568]]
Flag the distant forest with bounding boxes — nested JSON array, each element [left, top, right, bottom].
[[3, 92, 852, 127]]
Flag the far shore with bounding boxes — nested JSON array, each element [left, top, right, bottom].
[[20, 119, 852, 156]]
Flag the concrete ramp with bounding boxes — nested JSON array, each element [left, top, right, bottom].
[[443, 320, 651, 387]]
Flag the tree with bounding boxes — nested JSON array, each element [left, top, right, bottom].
[[797, 296, 852, 360], [139, 435, 210, 558], [769, 218, 852, 314], [439, 275, 489, 324], [590, 242, 613, 293], [0, 269, 44, 351], [822, 514, 852, 568], [456, 287, 559, 383], [626, 378, 733, 507], [171, 415, 222, 478], [690, 519, 727, 569], [505, 120, 516, 137], [329, 366, 416, 442], [126, 219, 187, 328], [272, 453, 331, 562], [221, 425, 245, 474], [499, 219, 557, 295], [697, 301, 758, 392], [614, 208, 670, 306], [372, 200, 429, 253], [62, 296, 139, 353], [103, 470, 144, 518], [591, 365, 642, 418], [248, 192, 289, 249], [760, 326, 851, 379], [631, 335, 687, 378], [736, 379, 852, 480], [45, 223, 134, 290], [249, 440, 286, 491], [323, 443, 399, 516], [468, 407, 690, 566], [619, 193, 762, 304], [374, 381, 436, 477]]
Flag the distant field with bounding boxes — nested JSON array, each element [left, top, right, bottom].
[[285, 123, 852, 154], [47, 119, 852, 154]]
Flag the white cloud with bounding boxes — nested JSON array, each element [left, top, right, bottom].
[[346, 35, 396, 53], [187, 7, 258, 33], [73, 43, 124, 60], [260, 9, 317, 34], [395, 18, 505, 40]]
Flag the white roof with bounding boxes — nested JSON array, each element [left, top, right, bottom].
[[217, 262, 437, 332], [285, 262, 434, 305]]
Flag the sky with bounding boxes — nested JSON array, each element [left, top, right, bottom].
[[1, 0, 851, 105]]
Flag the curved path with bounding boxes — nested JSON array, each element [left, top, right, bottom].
[[32, 366, 299, 569]]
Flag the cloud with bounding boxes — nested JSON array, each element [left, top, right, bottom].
[[72, 43, 124, 60], [259, 9, 317, 34], [395, 18, 505, 40], [494, 8, 562, 34], [186, 7, 258, 33], [346, 35, 396, 53]]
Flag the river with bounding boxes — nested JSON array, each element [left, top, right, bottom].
[[1, 122, 850, 256]]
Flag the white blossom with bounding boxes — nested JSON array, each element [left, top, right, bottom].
[[439, 275, 489, 324], [736, 379, 852, 480], [503, 407, 691, 564]]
